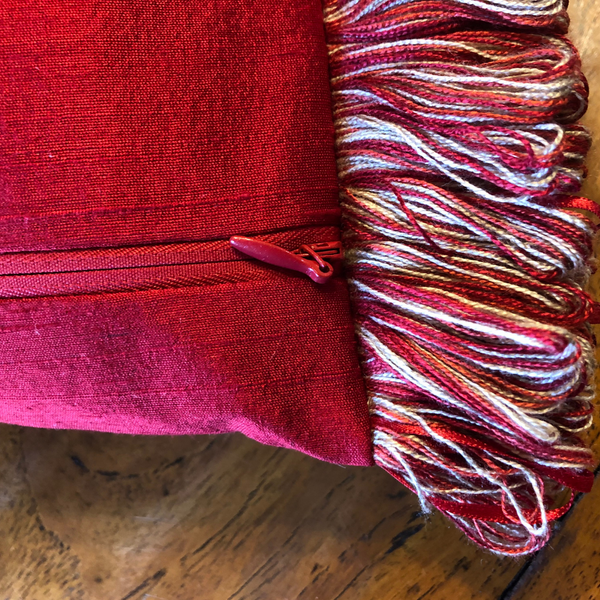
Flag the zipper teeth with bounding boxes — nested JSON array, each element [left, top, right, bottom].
[[0, 203, 343, 255], [0, 239, 235, 276], [0, 226, 341, 299], [0, 227, 340, 276]]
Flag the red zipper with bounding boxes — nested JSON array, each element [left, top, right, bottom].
[[0, 227, 343, 299], [230, 236, 343, 284]]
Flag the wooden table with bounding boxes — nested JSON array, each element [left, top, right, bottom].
[[1, 2, 599, 598]]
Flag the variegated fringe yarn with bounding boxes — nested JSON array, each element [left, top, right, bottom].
[[324, 0, 597, 554]]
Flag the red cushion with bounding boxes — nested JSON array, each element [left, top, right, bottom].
[[0, 0, 372, 466]]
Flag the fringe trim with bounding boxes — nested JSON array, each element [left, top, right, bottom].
[[324, 0, 597, 555]]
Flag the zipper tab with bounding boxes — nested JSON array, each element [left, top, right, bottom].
[[229, 236, 343, 284]]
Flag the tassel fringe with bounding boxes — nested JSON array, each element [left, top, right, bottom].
[[324, 0, 597, 554]]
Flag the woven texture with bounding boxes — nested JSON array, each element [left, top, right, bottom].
[[0, 0, 373, 466]]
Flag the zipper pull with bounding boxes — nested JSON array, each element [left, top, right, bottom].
[[229, 236, 343, 284]]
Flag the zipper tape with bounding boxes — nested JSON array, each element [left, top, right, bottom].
[[0, 196, 342, 254], [0, 226, 341, 299]]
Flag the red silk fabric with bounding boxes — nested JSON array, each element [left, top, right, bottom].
[[0, 1, 373, 466]]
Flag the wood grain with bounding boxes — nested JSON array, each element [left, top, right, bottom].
[[510, 476, 600, 600], [8, 429, 525, 599], [0, 1, 599, 598]]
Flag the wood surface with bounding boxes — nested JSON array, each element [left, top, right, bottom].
[[1, 1, 599, 598]]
